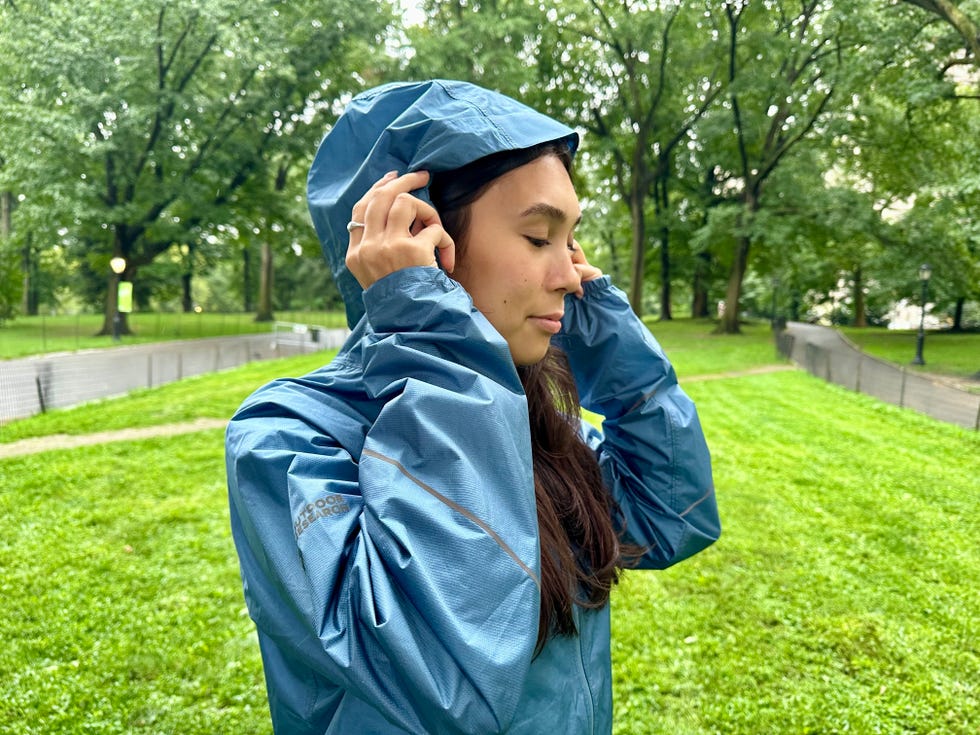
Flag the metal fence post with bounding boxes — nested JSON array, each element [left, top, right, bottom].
[[35, 374, 46, 413]]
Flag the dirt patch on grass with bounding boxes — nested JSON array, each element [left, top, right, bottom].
[[0, 418, 227, 458]]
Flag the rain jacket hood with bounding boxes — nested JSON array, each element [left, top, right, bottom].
[[307, 79, 579, 328]]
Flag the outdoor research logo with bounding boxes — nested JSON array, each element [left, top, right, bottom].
[[294, 494, 351, 537]]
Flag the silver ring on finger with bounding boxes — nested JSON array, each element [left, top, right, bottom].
[[347, 220, 366, 233]]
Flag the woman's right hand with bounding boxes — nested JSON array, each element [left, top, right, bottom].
[[345, 170, 455, 290]]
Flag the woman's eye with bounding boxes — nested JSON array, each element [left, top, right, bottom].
[[525, 236, 550, 248]]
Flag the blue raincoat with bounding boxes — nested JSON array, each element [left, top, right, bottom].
[[226, 80, 720, 735]]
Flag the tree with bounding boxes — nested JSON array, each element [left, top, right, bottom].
[[542, 1, 725, 319], [705, 0, 842, 333], [407, 1, 726, 319], [0, 0, 389, 333], [828, 3, 980, 327]]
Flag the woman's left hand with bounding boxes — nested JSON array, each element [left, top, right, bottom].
[[571, 240, 602, 298]]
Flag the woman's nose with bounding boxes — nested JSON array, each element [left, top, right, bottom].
[[550, 248, 581, 293]]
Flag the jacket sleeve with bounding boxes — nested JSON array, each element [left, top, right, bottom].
[[226, 267, 541, 735], [553, 276, 720, 569]]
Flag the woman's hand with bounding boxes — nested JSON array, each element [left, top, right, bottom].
[[345, 170, 455, 290], [570, 240, 602, 298]]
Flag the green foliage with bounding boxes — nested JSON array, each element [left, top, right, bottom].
[[1, 0, 978, 336], [0, 0, 392, 321]]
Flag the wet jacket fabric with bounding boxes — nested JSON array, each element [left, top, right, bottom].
[[225, 80, 719, 735]]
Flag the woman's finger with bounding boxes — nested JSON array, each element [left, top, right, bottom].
[[350, 170, 399, 234], [385, 191, 441, 235], [361, 171, 430, 235], [569, 241, 602, 298]]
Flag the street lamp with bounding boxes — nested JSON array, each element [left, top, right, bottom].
[[110, 256, 127, 342], [911, 263, 931, 365]]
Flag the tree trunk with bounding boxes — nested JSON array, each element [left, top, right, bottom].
[[21, 238, 31, 316], [0, 191, 11, 239], [1, 191, 31, 315], [606, 225, 622, 284], [952, 296, 965, 331], [852, 266, 867, 327], [181, 271, 193, 313], [656, 175, 672, 320], [255, 241, 274, 322], [718, 190, 761, 334], [719, 235, 750, 334], [97, 270, 132, 337], [691, 252, 711, 318], [181, 242, 194, 312], [627, 184, 647, 317], [659, 225, 672, 320], [97, 232, 133, 336], [242, 247, 252, 312]]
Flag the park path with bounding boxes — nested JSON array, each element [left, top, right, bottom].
[[0, 365, 797, 459]]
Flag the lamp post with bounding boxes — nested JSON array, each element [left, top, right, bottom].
[[110, 256, 126, 342], [911, 263, 931, 365]]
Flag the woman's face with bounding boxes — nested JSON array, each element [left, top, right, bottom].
[[451, 155, 582, 365]]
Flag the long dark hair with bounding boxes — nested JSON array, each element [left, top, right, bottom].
[[430, 141, 626, 652]]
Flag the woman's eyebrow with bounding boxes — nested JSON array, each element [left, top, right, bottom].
[[520, 202, 582, 226]]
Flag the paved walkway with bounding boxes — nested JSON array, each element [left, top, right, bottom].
[[781, 322, 979, 430]]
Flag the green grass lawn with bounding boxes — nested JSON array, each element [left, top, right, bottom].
[[840, 327, 980, 381], [0, 310, 347, 359], [644, 318, 783, 378], [2, 325, 977, 733], [614, 374, 978, 734]]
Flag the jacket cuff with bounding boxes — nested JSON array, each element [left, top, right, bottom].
[[361, 267, 472, 333]]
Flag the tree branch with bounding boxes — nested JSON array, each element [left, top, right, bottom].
[[901, 0, 980, 62], [725, 2, 751, 182]]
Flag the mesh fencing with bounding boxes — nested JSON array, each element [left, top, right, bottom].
[[777, 325, 980, 431], [0, 324, 348, 427]]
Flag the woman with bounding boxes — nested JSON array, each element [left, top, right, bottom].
[[226, 80, 720, 735]]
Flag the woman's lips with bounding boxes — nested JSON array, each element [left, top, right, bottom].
[[529, 314, 563, 334]]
